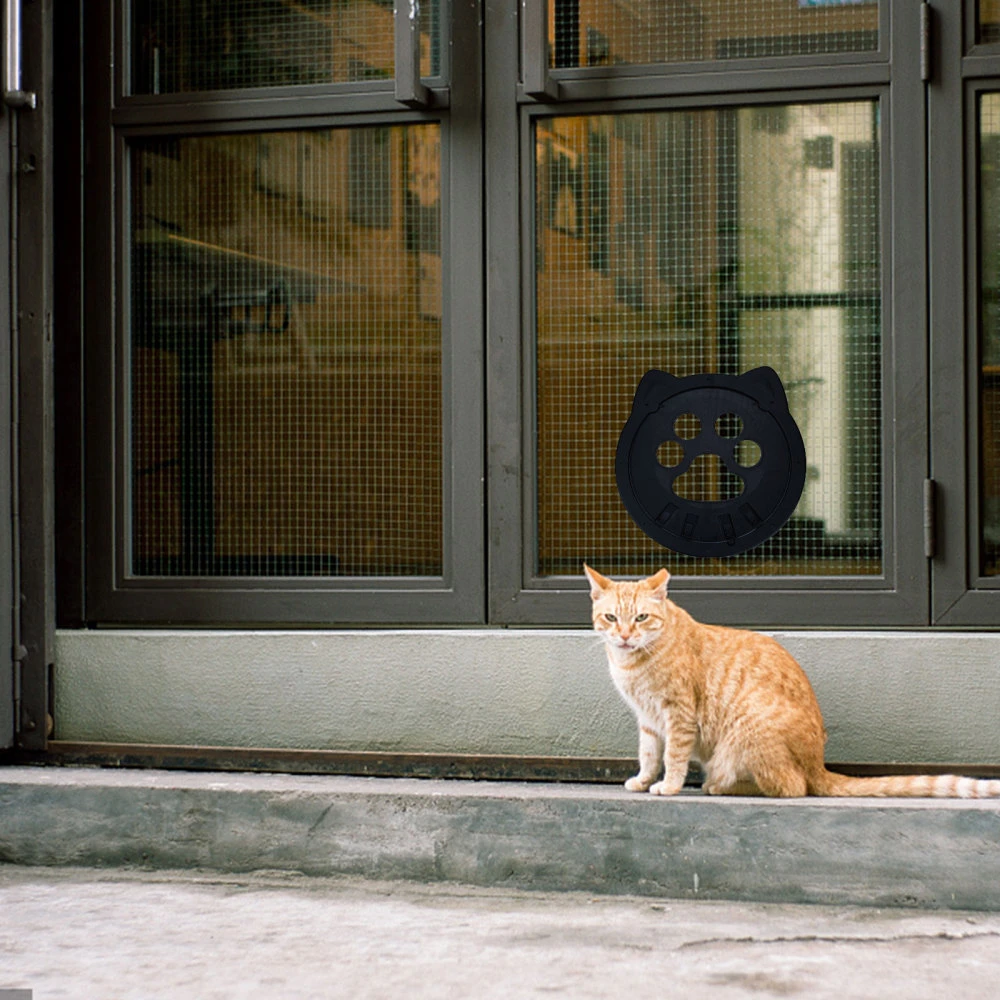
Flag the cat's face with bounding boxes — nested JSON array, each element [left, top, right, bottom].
[[584, 564, 670, 655]]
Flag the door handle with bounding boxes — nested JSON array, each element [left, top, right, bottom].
[[3, 0, 35, 109], [395, 0, 431, 107], [920, 2, 932, 83], [521, 0, 560, 100]]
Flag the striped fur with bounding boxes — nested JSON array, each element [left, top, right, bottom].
[[584, 564, 1000, 799], [812, 772, 1000, 798]]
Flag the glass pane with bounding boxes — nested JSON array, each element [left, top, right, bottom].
[[131, 0, 441, 95], [980, 94, 1000, 576], [981, 1, 1000, 45], [534, 102, 881, 577], [130, 125, 443, 577], [548, 0, 878, 69]]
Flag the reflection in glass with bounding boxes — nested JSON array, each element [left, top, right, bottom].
[[130, 125, 442, 576], [534, 102, 881, 577], [980, 95, 1000, 575], [981, 1, 1000, 45], [131, 0, 441, 95], [547, 0, 878, 69]]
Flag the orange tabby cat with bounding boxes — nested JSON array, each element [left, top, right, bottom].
[[585, 564, 1000, 798]]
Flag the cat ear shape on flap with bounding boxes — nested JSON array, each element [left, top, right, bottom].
[[741, 366, 791, 413], [583, 563, 613, 599], [631, 369, 681, 412], [645, 568, 670, 600]]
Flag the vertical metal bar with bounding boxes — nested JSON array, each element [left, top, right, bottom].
[[920, 3, 932, 83], [0, 25, 10, 747], [923, 479, 937, 558], [14, 0, 53, 748], [4, 0, 36, 108], [521, 0, 559, 100], [395, 0, 431, 107]]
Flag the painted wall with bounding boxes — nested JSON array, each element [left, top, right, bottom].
[[55, 630, 1000, 765]]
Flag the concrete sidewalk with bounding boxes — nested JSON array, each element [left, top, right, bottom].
[[2, 866, 1000, 999]]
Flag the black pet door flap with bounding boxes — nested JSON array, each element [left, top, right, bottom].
[[615, 367, 807, 558]]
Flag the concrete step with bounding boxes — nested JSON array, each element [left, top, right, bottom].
[[1, 766, 999, 910]]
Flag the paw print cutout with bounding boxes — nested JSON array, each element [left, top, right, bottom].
[[615, 367, 807, 558]]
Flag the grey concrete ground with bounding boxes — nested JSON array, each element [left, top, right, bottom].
[[1, 867, 1000, 1000]]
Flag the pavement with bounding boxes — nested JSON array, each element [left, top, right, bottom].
[[3, 766, 1000, 998], [2, 865, 1000, 999]]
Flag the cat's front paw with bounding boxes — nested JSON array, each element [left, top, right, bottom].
[[648, 779, 683, 796], [624, 775, 654, 793]]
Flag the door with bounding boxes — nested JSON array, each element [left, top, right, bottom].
[[487, 0, 929, 626], [52, 0, 1000, 761], [70, 1, 947, 635], [931, 0, 1000, 623], [81, 0, 483, 625]]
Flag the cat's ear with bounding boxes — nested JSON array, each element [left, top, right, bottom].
[[645, 568, 670, 600], [632, 369, 681, 411], [741, 366, 791, 413], [583, 563, 613, 599]]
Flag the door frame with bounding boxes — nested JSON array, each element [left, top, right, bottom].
[[9, 0, 55, 748], [77, 0, 485, 626], [930, 0, 1000, 624], [0, 49, 13, 749], [486, 0, 930, 627]]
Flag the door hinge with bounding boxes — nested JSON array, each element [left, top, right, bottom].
[[920, 3, 933, 83], [923, 478, 937, 559]]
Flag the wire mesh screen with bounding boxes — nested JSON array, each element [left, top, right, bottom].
[[130, 125, 443, 577], [980, 94, 1000, 576], [131, 0, 441, 95], [548, 0, 878, 69], [534, 102, 882, 577], [982, 1, 1000, 45]]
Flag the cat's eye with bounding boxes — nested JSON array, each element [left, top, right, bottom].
[[635, 614, 649, 622], [604, 613, 617, 622]]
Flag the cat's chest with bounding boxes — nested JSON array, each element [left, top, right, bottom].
[[609, 660, 671, 722]]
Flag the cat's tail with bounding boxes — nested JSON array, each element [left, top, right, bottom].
[[811, 768, 1000, 798]]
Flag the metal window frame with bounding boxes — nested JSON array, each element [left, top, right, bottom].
[[487, 0, 929, 627], [11, 0, 54, 746], [81, 0, 485, 625], [115, 0, 450, 111], [930, 1, 1000, 624], [0, 34, 13, 746], [519, 0, 891, 102]]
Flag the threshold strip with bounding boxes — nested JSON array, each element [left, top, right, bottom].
[[7, 742, 1000, 786]]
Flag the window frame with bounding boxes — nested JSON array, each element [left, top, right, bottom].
[[487, 0, 930, 627], [80, 0, 485, 625], [930, 1, 1000, 624]]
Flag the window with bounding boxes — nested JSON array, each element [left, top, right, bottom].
[[487, 0, 927, 626], [82, 0, 483, 623], [979, 94, 1000, 579], [930, 3, 1000, 624], [130, 125, 443, 579], [532, 102, 881, 581], [68, 1, 993, 628]]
